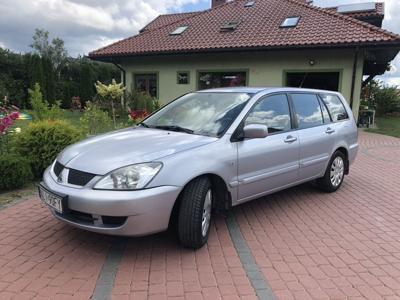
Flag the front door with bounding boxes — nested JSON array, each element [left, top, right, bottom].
[[290, 93, 336, 180], [237, 94, 300, 201]]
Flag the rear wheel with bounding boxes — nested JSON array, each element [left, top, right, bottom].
[[178, 177, 213, 249], [317, 151, 346, 193]]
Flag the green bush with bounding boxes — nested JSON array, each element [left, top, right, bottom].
[[80, 101, 112, 135], [13, 120, 82, 178], [29, 83, 64, 121], [0, 154, 33, 191], [375, 87, 400, 116]]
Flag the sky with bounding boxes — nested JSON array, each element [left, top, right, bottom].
[[0, 0, 399, 85]]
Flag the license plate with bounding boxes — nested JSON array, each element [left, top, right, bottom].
[[38, 185, 65, 213]]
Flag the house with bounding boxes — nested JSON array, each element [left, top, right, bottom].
[[89, 0, 400, 118]]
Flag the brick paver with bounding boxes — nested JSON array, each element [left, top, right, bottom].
[[0, 200, 112, 299], [235, 131, 400, 299], [0, 130, 399, 300], [110, 217, 256, 299]]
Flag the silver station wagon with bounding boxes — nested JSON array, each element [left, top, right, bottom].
[[40, 87, 358, 249]]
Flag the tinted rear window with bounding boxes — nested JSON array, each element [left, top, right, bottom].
[[291, 94, 323, 129], [320, 94, 349, 122]]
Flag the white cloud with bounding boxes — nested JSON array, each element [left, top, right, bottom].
[[0, 0, 205, 56], [0, 0, 399, 86]]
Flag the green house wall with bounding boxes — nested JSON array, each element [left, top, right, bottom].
[[121, 49, 364, 119]]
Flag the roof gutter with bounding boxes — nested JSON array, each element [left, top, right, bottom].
[[349, 47, 360, 109]]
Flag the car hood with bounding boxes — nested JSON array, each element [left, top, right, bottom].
[[58, 127, 218, 175]]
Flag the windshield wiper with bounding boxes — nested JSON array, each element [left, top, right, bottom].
[[138, 122, 149, 128], [154, 125, 194, 134]]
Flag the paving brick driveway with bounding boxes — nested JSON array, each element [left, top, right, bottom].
[[0, 131, 400, 300]]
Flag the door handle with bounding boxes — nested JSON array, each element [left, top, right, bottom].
[[326, 127, 335, 134], [284, 136, 297, 143]]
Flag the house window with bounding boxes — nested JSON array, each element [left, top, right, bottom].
[[177, 72, 190, 84], [198, 71, 247, 90], [286, 72, 340, 92], [134, 73, 158, 98]]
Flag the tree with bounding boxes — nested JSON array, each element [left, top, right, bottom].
[[30, 28, 68, 76], [95, 79, 125, 128], [363, 80, 400, 116]]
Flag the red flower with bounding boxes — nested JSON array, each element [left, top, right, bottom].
[[10, 111, 19, 120], [130, 109, 149, 120], [1, 116, 13, 127]]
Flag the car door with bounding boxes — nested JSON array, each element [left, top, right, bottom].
[[237, 93, 300, 202], [290, 93, 336, 180]]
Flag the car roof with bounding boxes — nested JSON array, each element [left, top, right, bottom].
[[197, 87, 341, 95]]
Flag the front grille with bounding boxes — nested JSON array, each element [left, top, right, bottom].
[[56, 210, 127, 228], [68, 169, 96, 186], [54, 161, 64, 177]]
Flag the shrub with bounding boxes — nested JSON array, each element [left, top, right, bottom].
[[0, 154, 33, 191], [13, 120, 82, 178], [80, 101, 112, 135], [125, 89, 160, 113], [29, 83, 48, 121], [29, 83, 64, 121], [374, 87, 400, 116]]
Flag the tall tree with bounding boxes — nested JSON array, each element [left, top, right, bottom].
[[30, 28, 68, 76]]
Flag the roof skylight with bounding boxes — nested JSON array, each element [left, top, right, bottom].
[[244, 1, 255, 7], [280, 16, 300, 28], [170, 26, 188, 35], [220, 21, 241, 32]]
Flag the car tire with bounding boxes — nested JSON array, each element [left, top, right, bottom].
[[178, 177, 212, 249], [317, 151, 346, 193]]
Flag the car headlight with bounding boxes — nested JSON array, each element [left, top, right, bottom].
[[94, 163, 162, 190]]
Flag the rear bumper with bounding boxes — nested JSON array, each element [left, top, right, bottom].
[[349, 143, 359, 165], [42, 167, 181, 236]]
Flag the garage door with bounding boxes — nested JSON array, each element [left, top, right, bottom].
[[286, 72, 340, 92]]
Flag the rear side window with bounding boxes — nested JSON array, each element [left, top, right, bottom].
[[320, 94, 349, 122], [245, 94, 291, 134], [291, 94, 323, 129]]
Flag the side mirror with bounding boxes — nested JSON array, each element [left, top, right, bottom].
[[243, 124, 269, 139]]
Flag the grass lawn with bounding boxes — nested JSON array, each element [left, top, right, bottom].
[[366, 116, 400, 138], [14, 109, 129, 132]]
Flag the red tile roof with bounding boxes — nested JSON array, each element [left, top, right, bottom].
[[141, 12, 201, 32], [89, 0, 400, 59]]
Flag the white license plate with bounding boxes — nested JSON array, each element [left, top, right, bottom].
[[39, 185, 64, 213]]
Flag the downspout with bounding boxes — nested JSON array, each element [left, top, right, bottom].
[[349, 47, 359, 109], [112, 61, 126, 87]]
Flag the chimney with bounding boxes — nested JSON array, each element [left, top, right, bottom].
[[212, 0, 227, 8]]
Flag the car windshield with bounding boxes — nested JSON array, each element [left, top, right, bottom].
[[142, 92, 252, 137]]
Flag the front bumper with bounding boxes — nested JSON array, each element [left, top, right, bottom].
[[42, 167, 181, 236]]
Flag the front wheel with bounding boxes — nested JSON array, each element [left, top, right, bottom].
[[317, 151, 346, 193], [178, 177, 213, 249]]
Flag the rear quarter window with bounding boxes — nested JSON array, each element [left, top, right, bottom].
[[320, 94, 349, 122]]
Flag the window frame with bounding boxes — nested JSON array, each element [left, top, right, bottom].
[[318, 93, 350, 123], [177, 71, 190, 85], [133, 72, 159, 99], [232, 93, 295, 142], [287, 92, 326, 130]]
